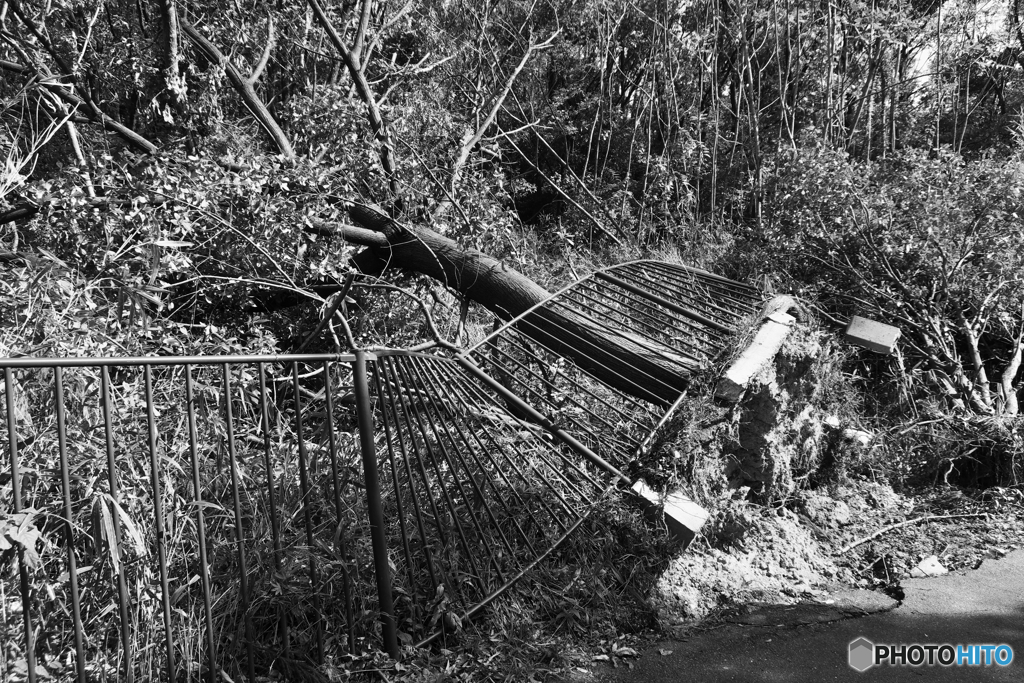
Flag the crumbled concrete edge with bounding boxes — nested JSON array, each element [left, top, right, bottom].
[[715, 295, 799, 404]]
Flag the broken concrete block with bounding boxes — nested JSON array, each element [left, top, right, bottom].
[[715, 311, 796, 403], [631, 479, 710, 548], [844, 316, 901, 354], [909, 555, 948, 578]]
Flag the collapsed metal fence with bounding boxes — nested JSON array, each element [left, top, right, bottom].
[[466, 260, 763, 468], [0, 260, 764, 682]]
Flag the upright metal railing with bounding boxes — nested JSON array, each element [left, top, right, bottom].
[[0, 350, 628, 681], [1, 353, 393, 682]]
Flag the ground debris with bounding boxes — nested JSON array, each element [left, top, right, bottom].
[[651, 478, 1024, 629]]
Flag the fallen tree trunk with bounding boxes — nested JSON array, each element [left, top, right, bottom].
[[334, 204, 695, 405]]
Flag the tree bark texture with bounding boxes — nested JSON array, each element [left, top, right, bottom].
[[342, 205, 693, 405]]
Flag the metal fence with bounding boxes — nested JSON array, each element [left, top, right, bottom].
[[2, 353, 394, 682], [465, 260, 763, 468], [1, 260, 763, 682], [0, 350, 625, 682]]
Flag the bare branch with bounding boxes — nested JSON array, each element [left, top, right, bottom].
[[362, 0, 414, 67], [297, 273, 356, 352], [180, 18, 295, 159], [353, 283, 460, 351], [247, 13, 275, 86], [352, 0, 372, 61], [308, 0, 400, 201], [0, 60, 158, 153], [434, 30, 559, 219]]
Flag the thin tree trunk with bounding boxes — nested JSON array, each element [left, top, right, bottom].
[[161, 0, 184, 104], [1001, 337, 1022, 416], [308, 0, 400, 200]]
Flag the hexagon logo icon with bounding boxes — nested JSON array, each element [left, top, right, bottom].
[[849, 637, 875, 672]]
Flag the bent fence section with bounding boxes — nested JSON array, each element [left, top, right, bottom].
[[0, 261, 762, 682]]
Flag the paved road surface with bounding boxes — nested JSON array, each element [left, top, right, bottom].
[[599, 549, 1024, 682]]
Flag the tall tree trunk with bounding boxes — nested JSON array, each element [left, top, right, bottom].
[[161, 0, 184, 105]]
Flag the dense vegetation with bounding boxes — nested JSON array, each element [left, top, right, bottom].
[[2, 0, 1023, 679]]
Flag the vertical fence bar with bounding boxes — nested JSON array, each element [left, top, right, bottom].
[[144, 364, 177, 683], [257, 363, 290, 655], [353, 351, 399, 659], [291, 361, 324, 662], [53, 366, 87, 683], [184, 366, 219, 683], [371, 365, 422, 605], [321, 361, 356, 652], [100, 367, 133, 683], [4, 367, 37, 683], [221, 364, 256, 681]]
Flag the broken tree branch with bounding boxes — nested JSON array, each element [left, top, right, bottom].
[[839, 513, 989, 554], [304, 219, 391, 248]]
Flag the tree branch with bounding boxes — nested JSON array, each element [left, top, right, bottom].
[[352, 0, 372, 61], [247, 13, 275, 86], [160, 0, 184, 103], [362, 0, 414, 68], [180, 18, 295, 159], [308, 0, 400, 201], [434, 30, 559, 219], [304, 219, 390, 248], [0, 60, 158, 153], [1000, 306, 1024, 416]]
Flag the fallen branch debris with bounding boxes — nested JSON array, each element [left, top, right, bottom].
[[839, 513, 990, 554]]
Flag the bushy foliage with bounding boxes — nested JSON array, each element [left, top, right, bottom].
[[758, 148, 1024, 415]]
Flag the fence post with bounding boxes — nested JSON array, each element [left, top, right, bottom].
[[353, 351, 400, 659], [4, 367, 37, 683]]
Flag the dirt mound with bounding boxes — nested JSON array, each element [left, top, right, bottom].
[[647, 318, 1024, 633], [651, 480, 1024, 631], [652, 499, 850, 626]]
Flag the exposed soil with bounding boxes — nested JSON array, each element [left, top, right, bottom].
[[646, 317, 1024, 635], [651, 479, 1024, 632]]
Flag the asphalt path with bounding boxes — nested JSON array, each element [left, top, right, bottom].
[[599, 549, 1024, 682]]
